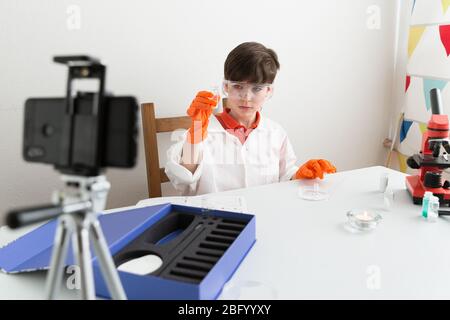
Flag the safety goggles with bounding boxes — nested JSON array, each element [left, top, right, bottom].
[[222, 80, 273, 102]]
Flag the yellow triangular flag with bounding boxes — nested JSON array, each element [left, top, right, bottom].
[[443, 0, 450, 14], [397, 151, 408, 173], [408, 26, 426, 58], [418, 122, 427, 134]]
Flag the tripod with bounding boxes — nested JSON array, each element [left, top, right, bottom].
[[45, 175, 126, 300]]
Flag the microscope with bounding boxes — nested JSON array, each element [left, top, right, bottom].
[[406, 88, 450, 214]]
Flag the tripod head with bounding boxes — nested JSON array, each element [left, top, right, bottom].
[[6, 175, 109, 229]]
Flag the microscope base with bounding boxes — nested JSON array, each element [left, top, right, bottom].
[[406, 175, 450, 206]]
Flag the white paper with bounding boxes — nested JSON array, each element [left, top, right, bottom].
[[136, 195, 248, 213]]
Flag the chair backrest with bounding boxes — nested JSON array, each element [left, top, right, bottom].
[[141, 103, 191, 198]]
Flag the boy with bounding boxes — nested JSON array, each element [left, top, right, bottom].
[[165, 42, 336, 195]]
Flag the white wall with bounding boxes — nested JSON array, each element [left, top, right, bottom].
[[0, 0, 399, 218]]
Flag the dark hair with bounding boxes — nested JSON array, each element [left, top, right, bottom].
[[224, 42, 280, 84]]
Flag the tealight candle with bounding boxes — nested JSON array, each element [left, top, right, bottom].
[[357, 211, 372, 221], [347, 209, 382, 231]]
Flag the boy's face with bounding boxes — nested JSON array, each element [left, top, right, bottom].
[[223, 81, 273, 117]]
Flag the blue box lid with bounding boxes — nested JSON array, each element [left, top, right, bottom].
[[0, 203, 171, 273]]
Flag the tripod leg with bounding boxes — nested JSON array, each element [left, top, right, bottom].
[[72, 221, 96, 300], [46, 218, 72, 300], [90, 219, 127, 300]]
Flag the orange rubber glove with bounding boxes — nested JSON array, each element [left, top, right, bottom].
[[295, 159, 336, 179], [186, 91, 219, 144]]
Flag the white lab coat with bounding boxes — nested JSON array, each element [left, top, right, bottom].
[[165, 115, 298, 196]]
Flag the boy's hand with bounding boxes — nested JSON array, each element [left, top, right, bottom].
[[187, 91, 219, 144], [295, 159, 336, 179]]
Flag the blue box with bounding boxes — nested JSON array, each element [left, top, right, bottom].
[[0, 203, 256, 300]]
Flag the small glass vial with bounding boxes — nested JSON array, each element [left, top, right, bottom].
[[210, 85, 222, 115], [379, 172, 389, 193], [422, 191, 439, 222]]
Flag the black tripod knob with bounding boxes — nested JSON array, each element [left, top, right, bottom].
[[6, 204, 62, 229], [424, 172, 442, 188]]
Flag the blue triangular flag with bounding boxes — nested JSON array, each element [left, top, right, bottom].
[[400, 120, 413, 143]]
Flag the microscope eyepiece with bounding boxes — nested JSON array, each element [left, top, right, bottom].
[[430, 88, 444, 115]]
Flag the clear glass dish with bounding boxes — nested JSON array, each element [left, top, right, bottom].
[[346, 209, 382, 231], [298, 182, 330, 201]]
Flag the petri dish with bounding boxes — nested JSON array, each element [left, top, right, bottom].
[[298, 182, 330, 201]]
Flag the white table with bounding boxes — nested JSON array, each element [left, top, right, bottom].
[[1, 166, 450, 299]]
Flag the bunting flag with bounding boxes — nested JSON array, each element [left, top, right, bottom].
[[389, 2, 449, 173], [418, 122, 427, 134], [408, 26, 426, 58], [400, 120, 414, 143], [423, 78, 448, 110], [397, 151, 408, 173], [439, 24, 450, 56], [443, 0, 450, 14], [405, 75, 411, 92]]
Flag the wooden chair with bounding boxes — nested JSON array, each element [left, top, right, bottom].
[[141, 103, 191, 198]]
